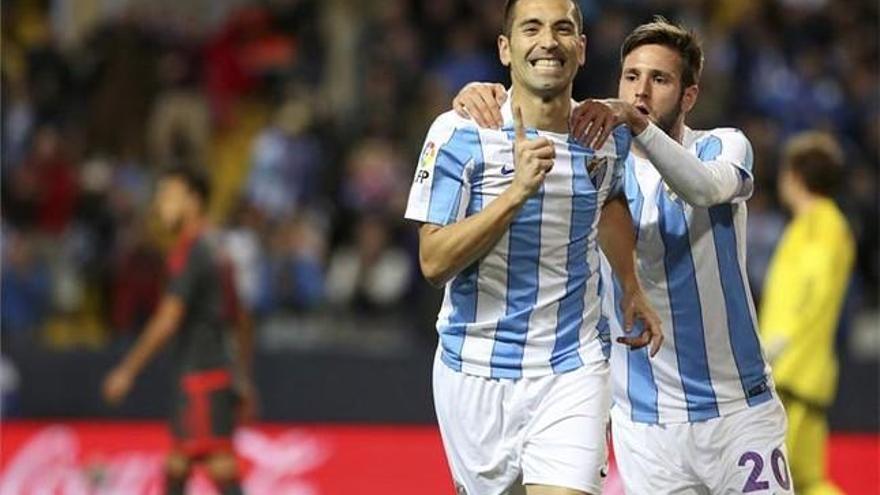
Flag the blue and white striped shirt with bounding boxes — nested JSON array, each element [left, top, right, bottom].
[[603, 126, 774, 424], [406, 102, 630, 379]]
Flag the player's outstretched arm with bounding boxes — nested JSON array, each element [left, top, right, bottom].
[[572, 98, 752, 207], [635, 122, 750, 207], [419, 107, 554, 286], [102, 295, 184, 405], [598, 196, 664, 357]]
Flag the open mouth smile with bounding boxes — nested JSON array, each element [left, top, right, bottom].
[[529, 57, 565, 69]]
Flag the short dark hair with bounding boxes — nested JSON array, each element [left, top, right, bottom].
[[621, 16, 704, 87], [160, 164, 212, 207], [503, 0, 583, 36], [782, 131, 845, 197]]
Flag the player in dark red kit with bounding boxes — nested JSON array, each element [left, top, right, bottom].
[[103, 165, 255, 495]]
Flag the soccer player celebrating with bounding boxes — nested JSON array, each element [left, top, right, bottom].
[[760, 132, 854, 495], [455, 18, 793, 494], [405, 0, 662, 493], [102, 165, 255, 495]]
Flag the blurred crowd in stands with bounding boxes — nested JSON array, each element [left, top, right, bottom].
[[1, 0, 877, 352]]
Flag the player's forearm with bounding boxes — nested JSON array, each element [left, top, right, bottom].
[[420, 186, 529, 287], [118, 297, 182, 376], [598, 197, 640, 293], [635, 123, 742, 207], [233, 312, 255, 381], [119, 319, 176, 377]]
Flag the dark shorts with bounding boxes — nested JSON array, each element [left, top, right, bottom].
[[171, 368, 237, 457]]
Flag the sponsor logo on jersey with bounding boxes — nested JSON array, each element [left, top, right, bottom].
[[416, 141, 439, 183]]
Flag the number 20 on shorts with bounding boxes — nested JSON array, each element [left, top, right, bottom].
[[738, 448, 791, 492]]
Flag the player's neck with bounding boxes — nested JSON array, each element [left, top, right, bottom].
[[510, 88, 571, 133], [789, 191, 821, 217], [177, 214, 205, 241], [669, 122, 686, 144]]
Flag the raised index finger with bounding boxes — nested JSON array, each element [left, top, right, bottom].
[[513, 105, 526, 142]]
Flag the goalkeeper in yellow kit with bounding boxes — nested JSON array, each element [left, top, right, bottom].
[[760, 131, 855, 495]]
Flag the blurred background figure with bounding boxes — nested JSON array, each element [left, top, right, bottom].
[[245, 90, 322, 225], [760, 132, 855, 495], [1, 230, 50, 341], [101, 165, 254, 495]]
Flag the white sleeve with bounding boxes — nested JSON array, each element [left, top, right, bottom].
[[404, 112, 474, 225], [634, 123, 754, 207]]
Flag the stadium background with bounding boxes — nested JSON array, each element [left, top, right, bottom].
[[0, 0, 877, 493]]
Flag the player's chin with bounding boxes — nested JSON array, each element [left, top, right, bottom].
[[526, 78, 570, 98]]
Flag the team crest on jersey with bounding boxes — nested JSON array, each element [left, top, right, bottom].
[[415, 141, 438, 184], [587, 156, 609, 188]]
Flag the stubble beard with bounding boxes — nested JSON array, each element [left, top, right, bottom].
[[655, 97, 683, 138]]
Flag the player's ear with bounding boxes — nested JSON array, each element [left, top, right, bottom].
[[577, 33, 586, 66], [498, 34, 511, 67], [681, 84, 699, 114]]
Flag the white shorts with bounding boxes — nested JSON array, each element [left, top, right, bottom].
[[433, 349, 611, 495], [611, 398, 793, 495]]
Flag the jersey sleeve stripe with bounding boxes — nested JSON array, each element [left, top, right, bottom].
[[426, 127, 481, 225], [698, 132, 755, 201]]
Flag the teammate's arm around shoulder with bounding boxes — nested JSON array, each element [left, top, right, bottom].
[[452, 82, 507, 129], [637, 124, 754, 207], [410, 108, 553, 287], [452, 83, 627, 150]]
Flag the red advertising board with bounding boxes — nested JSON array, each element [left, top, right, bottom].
[[0, 421, 876, 494], [1, 421, 451, 495]]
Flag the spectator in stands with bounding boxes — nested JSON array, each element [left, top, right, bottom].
[[1, 230, 50, 339], [260, 212, 327, 313], [325, 215, 412, 314], [245, 94, 322, 223]]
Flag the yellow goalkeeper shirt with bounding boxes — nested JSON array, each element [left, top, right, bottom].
[[759, 198, 855, 406]]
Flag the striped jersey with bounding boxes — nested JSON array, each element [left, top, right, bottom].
[[604, 126, 774, 424], [405, 101, 630, 379]]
